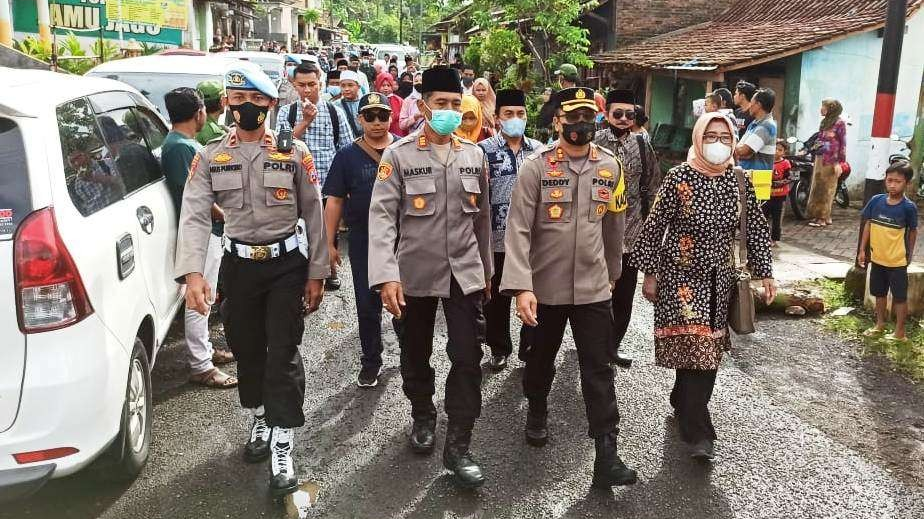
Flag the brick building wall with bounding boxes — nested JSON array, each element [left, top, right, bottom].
[[614, 0, 736, 47]]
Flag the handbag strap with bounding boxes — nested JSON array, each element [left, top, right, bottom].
[[733, 167, 748, 267]]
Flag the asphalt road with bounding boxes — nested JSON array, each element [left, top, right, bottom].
[[4, 250, 924, 519]]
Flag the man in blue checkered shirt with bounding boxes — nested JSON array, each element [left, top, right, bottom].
[[276, 63, 354, 188], [277, 62, 354, 290]]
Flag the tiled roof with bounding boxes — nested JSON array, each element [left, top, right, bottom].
[[592, 0, 923, 71]]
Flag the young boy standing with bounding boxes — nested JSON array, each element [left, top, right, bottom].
[[858, 161, 918, 340], [764, 139, 792, 246]]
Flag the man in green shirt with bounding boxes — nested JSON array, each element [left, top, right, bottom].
[[163, 87, 237, 389], [195, 80, 229, 145]]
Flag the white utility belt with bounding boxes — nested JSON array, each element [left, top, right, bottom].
[[223, 234, 300, 261]]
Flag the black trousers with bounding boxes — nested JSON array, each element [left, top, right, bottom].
[[609, 252, 638, 358], [485, 252, 513, 357], [399, 277, 485, 431], [762, 196, 785, 242], [221, 251, 308, 428], [347, 229, 383, 370], [523, 300, 620, 438], [670, 369, 718, 443]]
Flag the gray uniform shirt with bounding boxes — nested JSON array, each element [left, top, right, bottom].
[[500, 142, 627, 306], [175, 128, 330, 281], [593, 128, 660, 252], [367, 130, 493, 298]]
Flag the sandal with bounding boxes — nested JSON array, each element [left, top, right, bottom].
[[212, 349, 236, 365], [862, 327, 885, 338], [189, 368, 238, 389], [807, 221, 826, 228]]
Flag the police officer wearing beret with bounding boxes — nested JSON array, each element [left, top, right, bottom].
[[367, 67, 492, 488], [175, 67, 330, 496], [501, 87, 638, 488]]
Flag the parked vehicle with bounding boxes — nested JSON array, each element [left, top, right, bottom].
[[219, 51, 285, 87], [0, 68, 184, 501], [86, 54, 262, 117], [786, 133, 849, 220]]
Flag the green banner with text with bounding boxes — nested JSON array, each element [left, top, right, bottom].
[[13, 0, 184, 45]]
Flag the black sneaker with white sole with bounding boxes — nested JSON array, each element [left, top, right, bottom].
[[357, 365, 382, 388]]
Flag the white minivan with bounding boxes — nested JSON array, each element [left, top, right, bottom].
[[0, 68, 184, 501]]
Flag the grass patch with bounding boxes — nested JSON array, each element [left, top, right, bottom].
[[814, 278, 924, 381]]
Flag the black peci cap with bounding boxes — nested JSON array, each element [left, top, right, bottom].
[[420, 67, 462, 94], [496, 89, 526, 110], [606, 89, 635, 106]]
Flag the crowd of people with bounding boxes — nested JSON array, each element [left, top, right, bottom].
[[151, 49, 916, 502]]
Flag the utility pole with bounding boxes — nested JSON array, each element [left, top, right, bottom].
[[865, 0, 908, 203], [398, 0, 403, 44]]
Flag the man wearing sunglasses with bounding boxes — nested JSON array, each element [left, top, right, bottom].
[[323, 93, 396, 388], [594, 90, 662, 369], [501, 87, 638, 489], [368, 67, 492, 489]]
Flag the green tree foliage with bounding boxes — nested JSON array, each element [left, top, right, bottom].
[[324, 0, 461, 44], [469, 0, 596, 84]]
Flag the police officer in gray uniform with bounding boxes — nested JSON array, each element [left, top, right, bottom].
[[175, 67, 329, 496], [501, 87, 638, 489], [367, 67, 492, 488]]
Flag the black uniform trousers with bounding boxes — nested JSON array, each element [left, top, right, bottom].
[[398, 277, 485, 431], [485, 252, 513, 357], [347, 229, 383, 370], [221, 250, 308, 428], [523, 300, 620, 438], [670, 369, 718, 444], [762, 196, 785, 242], [609, 252, 638, 359]]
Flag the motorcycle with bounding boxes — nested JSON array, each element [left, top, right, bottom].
[[785, 133, 849, 220]]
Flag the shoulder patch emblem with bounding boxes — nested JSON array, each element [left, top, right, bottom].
[[377, 162, 394, 181], [302, 153, 315, 173], [213, 152, 232, 164], [187, 153, 201, 181]]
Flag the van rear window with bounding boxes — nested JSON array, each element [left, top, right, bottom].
[[0, 118, 31, 238]]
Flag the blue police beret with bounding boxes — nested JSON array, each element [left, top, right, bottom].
[[284, 54, 301, 64], [224, 67, 279, 99]]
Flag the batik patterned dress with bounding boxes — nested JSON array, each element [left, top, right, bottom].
[[632, 163, 773, 370]]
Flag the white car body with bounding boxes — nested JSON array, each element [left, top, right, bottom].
[[0, 68, 184, 501], [86, 55, 262, 117]]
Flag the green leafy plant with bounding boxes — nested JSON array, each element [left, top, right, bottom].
[[14, 36, 53, 62], [140, 42, 164, 56]]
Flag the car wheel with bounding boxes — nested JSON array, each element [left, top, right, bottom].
[[108, 337, 153, 481]]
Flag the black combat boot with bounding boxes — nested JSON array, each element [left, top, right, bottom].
[[269, 427, 298, 496], [409, 417, 436, 454], [244, 409, 271, 463], [442, 426, 486, 489], [591, 430, 637, 489], [525, 411, 548, 447]]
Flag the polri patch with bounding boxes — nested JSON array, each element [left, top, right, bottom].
[[274, 188, 288, 201], [548, 204, 563, 220], [377, 163, 394, 181]]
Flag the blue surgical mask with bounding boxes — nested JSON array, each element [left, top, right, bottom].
[[327, 85, 341, 97], [427, 108, 462, 136], [500, 117, 527, 138]]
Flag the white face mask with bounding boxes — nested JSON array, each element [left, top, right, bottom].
[[703, 142, 732, 165]]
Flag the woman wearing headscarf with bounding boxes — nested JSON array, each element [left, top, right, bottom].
[[807, 98, 848, 227], [472, 77, 496, 132], [455, 94, 493, 142], [396, 71, 414, 99], [632, 112, 775, 460], [374, 72, 406, 137]]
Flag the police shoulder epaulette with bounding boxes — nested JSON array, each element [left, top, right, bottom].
[[596, 144, 615, 157], [394, 133, 417, 147], [205, 135, 225, 146], [526, 144, 548, 161]]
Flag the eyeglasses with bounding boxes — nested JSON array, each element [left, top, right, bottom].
[[362, 110, 391, 123], [610, 109, 636, 120], [558, 111, 596, 124], [703, 133, 733, 145]]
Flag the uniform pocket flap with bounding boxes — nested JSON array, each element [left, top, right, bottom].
[[212, 172, 243, 191], [541, 187, 572, 203], [405, 178, 437, 195], [461, 176, 481, 194], [262, 172, 294, 189]]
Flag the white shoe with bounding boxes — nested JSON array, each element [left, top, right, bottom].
[[269, 426, 297, 495]]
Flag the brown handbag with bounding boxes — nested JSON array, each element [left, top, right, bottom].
[[728, 167, 756, 335]]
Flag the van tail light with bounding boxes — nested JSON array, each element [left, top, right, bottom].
[[14, 207, 93, 333]]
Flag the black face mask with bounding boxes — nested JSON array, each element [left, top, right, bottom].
[[561, 121, 596, 146], [611, 126, 630, 137], [230, 102, 269, 131]]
